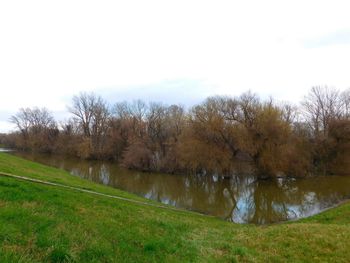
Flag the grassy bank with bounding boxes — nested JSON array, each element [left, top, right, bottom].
[[0, 153, 350, 262]]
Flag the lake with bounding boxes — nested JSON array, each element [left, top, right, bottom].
[[9, 150, 350, 224]]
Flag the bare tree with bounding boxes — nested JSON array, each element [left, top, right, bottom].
[[237, 91, 260, 127], [68, 92, 111, 158], [341, 88, 350, 118], [113, 101, 131, 120], [10, 107, 57, 152], [10, 108, 31, 136], [280, 102, 298, 124], [166, 104, 185, 141], [91, 97, 110, 155], [147, 103, 167, 146], [10, 107, 55, 134], [7, 88, 349, 177], [68, 92, 97, 137], [302, 86, 343, 137]]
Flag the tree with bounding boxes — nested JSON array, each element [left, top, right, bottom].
[[326, 119, 350, 175], [68, 92, 111, 158], [178, 96, 241, 174], [241, 102, 294, 178], [341, 88, 350, 118], [301, 86, 350, 174], [10, 107, 57, 152], [6, 87, 348, 178], [302, 86, 343, 138], [69, 92, 97, 137]]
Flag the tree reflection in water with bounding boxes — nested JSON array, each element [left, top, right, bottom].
[[12, 151, 350, 224]]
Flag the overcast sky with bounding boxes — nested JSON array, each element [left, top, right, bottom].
[[1, 0, 350, 132]]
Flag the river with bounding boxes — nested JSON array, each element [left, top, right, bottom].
[[8, 150, 350, 224]]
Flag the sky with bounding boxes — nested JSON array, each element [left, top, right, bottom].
[[1, 0, 350, 132]]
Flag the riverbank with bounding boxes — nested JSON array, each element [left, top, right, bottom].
[[0, 153, 350, 262]]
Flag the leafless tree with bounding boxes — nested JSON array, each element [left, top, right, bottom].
[[302, 86, 343, 137], [6, 88, 350, 177], [10, 108, 31, 136], [237, 91, 260, 127], [9, 107, 57, 152], [91, 97, 110, 153], [280, 103, 298, 124], [113, 101, 131, 120], [147, 103, 167, 146], [68, 92, 111, 158], [10, 107, 55, 135], [166, 104, 185, 141], [341, 88, 350, 118], [68, 92, 97, 137]]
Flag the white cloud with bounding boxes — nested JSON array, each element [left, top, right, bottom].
[[1, 0, 350, 131]]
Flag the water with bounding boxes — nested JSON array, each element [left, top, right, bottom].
[[0, 148, 13, 152], [9, 150, 350, 224]]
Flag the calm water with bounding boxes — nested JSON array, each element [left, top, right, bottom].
[[10, 151, 350, 224], [0, 148, 13, 152]]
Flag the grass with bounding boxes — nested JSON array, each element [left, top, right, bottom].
[[0, 153, 350, 262]]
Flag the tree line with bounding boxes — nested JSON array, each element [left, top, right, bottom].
[[2, 86, 350, 179]]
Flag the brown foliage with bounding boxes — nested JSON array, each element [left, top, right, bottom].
[[121, 138, 152, 171], [9, 107, 58, 152], [4, 87, 350, 179], [323, 119, 350, 175]]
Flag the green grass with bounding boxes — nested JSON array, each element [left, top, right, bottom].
[[0, 153, 350, 262]]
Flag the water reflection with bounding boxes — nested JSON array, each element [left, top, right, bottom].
[[11, 151, 350, 224], [0, 148, 13, 152]]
